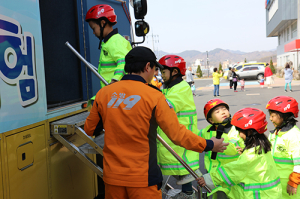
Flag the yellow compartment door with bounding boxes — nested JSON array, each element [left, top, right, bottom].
[[6, 125, 48, 199], [0, 134, 3, 199]]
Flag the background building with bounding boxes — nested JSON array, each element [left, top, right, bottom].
[[266, 0, 300, 70]]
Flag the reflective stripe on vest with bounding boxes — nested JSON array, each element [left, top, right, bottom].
[[294, 158, 300, 165], [218, 154, 240, 159], [100, 61, 117, 68], [159, 161, 199, 170], [176, 110, 197, 117], [218, 167, 235, 186], [273, 157, 300, 165], [229, 139, 241, 147], [114, 69, 125, 75], [239, 177, 280, 191], [117, 58, 125, 65], [273, 157, 293, 164]]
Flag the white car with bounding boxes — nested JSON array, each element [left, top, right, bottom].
[[235, 65, 265, 80]]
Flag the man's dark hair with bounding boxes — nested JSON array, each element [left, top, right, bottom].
[[285, 63, 290, 69], [125, 61, 155, 74], [236, 127, 271, 155], [229, 67, 232, 70], [213, 68, 217, 72]]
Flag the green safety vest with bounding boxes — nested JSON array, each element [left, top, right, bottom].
[[209, 147, 282, 199], [91, 33, 132, 101], [269, 125, 300, 198], [157, 80, 199, 175], [200, 125, 244, 173]]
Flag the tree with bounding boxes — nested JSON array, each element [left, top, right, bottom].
[[270, 59, 276, 74], [197, 65, 202, 78], [244, 58, 247, 63], [219, 62, 222, 71]]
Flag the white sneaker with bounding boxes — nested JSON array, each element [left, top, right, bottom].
[[176, 169, 202, 185], [165, 189, 182, 199], [171, 191, 196, 199]]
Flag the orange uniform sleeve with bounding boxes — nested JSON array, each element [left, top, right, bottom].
[[84, 97, 103, 136], [155, 96, 209, 153], [288, 172, 300, 188]]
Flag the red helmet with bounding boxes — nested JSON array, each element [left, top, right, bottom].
[[231, 108, 267, 134], [204, 99, 229, 122], [266, 96, 299, 118], [85, 4, 117, 24], [158, 55, 186, 76]]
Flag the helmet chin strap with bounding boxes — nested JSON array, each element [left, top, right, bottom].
[[164, 68, 177, 87], [275, 115, 294, 130], [212, 116, 231, 126], [97, 20, 108, 49]]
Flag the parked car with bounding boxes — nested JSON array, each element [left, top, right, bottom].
[[222, 68, 229, 79], [235, 65, 265, 80], [234, 62, 266, 72]]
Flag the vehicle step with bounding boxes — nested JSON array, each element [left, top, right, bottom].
[[79, 133, 105, 154], [50, 112, 90, 135]]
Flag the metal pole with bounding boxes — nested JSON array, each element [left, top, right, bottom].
[[157, 135, 212, 193], [66, 42, 211, 193], [65, 42, 109, 86]]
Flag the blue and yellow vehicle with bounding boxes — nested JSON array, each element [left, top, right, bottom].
[[0, 0, 148, 198]]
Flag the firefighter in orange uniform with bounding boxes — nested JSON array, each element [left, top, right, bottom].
[[84, 46, 228, 199]]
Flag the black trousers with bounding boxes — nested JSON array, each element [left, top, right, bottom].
[[229, 80, 233, 88], [233, 81, 237, 90]]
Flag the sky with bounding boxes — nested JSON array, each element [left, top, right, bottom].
[[129, 0, 278, 54]]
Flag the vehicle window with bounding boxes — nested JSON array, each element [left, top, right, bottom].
[[251, 67, 259, 70], [236, 66, 242, 70], [243, 67, 250, 71], [244, 64, 265, 68]]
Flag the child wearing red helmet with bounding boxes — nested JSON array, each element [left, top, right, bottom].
[[157, 55, 199, 198], [198, 108, 282, 198], [86, 4, 132, 91], [200, 99, 244, 199], [266, 96, 300, 198]]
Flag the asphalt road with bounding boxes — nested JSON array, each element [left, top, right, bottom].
[[163, 77, 300, 198]]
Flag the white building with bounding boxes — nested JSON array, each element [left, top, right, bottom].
[[266, 0, 300, 70]]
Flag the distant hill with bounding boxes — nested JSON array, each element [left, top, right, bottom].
[[225, 49, 246, 55], [154, 48, 277, 67]]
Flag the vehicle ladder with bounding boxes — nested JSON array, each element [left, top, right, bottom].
[[50, 111, 104, 178]]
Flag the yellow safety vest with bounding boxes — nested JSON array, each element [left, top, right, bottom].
[[157, 79, 199, 175], [90, 31, 131, 101], [209, 147, 282, 199], [269, 125, 300, 199], [200, 125, 244, 173]]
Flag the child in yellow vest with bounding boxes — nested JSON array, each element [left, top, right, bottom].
[[200, 99, 244, 199], [266, 96, 300, 198], [198, 108, 282, 199]]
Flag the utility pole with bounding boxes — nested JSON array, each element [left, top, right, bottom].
[[147, 31, 159, 57], [206, 51, 209, 76]]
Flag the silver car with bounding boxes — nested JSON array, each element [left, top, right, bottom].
[[235, 65, 265, 80]]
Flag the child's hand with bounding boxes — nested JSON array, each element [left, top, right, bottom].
[[197, 177, 206, 187], [287, 184, 297, 195], [236, 146, 243, 155]]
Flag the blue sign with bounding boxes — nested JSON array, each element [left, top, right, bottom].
[[0, 15, 38, 107]]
